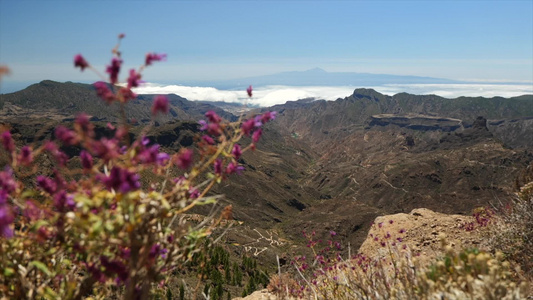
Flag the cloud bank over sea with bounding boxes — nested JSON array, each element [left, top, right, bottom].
[[133, 83, 533, 107]]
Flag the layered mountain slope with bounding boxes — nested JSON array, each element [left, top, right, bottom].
[[263, 89, 533, 248], [2, 82, 532, 256], [0, 80, 233, 123]]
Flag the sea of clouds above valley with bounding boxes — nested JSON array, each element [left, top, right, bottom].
[[133, 83, 533, 107]]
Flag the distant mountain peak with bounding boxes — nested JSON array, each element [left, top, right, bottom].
[[304, 67, 327, 73]]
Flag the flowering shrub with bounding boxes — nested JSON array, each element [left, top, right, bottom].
[[272, 221, 529, 299], [483, 168, 533, 281], [0, 34, 275, 299]]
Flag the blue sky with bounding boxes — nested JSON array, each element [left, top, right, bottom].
[[1, 0, 532, 94]]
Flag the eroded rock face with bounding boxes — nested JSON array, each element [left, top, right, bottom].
[[369, 114, 463, 132], [358, 208, 485, 264]]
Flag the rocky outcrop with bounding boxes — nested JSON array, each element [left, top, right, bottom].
[[358, 208, 485, 264], [369, 114, 463, 132]]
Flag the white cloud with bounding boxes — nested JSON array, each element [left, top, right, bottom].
[[373, 84, 533, 98], [133, 84, 355, 107], [133, 83, 533, 107]]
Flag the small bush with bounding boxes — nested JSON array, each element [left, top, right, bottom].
[[0, 34, 275, 299], [271, 222, 529, 299]]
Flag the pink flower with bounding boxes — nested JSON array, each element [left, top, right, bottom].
[[205, 111, 221, 123], [118, 87, 137, 102], [80, 150, 93, 170], [151, 95, 169, 116], [93, 81, 116, 103], [55, 126, 78, 146], [247, 85, 253, 97], [1, 131, 14, 153], [202, 135, 215, 145], [175, 148, 193, 170], [75, 113, 94, 136], [241, 119, 255, 136], [74, 54, 89, 71], [36, 176, 57, 195], [90, 138, 120, 162], [231, 144, 242, 160], [207, 123, 222, 136], [252, 128, 262, 143], [0, 204, 14, 238], [18, 146, 33, 166], [44, 141, 68, 166], [188, 188, 200, 199], [118, 33, 125, 39], [127, 69, 142, 88], [106, 58, 122, 84], [101, 167, 140, 193], [214, 159, 223, 175], [145, 53, 167, 66], [261, 111, 277, 123], [225, 162, 244, 175], [0, 168, 16, 194]]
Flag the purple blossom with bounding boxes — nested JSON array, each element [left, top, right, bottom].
[[36, 176, 57, 195], [175, 148, 193, 170], [90, 138, 120, 162], [188, 187, 200, 199], [0, 204, 14, 238], [231, 144, 242, 160], [101, 167, 140, 193], [225, 161, 244, 175], [118, 87, 136, 102], [44, 141, 68, 166], [127, 69, 141, 88], [145, 53, 167, 66], [241, 119, 255, 136], [24, 200, 41, 221], [247, 85, 253, 97], [0, 168, 16, 194], [75, 113, 94, 136], [399, 229, 405, 234], [1, 131, 14, 153], [53, 191, 76, 212], [55, 126, 78, 146], [198, 120, 208, 131], [202, 135, 215, 145], [151, 95, 169, 116], [252, 128, 262, 143], [205, 111, 221, 123], [261, 111, 277, 123], [149, 244, 161, 259], [136, 143, 169, 166], [74, 54, 89, 71], [330, 230, 337, 236], [93, 81, 116, 103], [253, 115, 263, 128], [106, 58, 122, 84], [80, 150, 93, 170], [156, 153, 170, 165], [100, 256, 128, 283], [18, 146, 33, 166], [214, 159, 223, 176], [207, 123, 222, 136]]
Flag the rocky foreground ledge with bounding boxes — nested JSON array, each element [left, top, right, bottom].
[[236, 208, 489, 299]]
